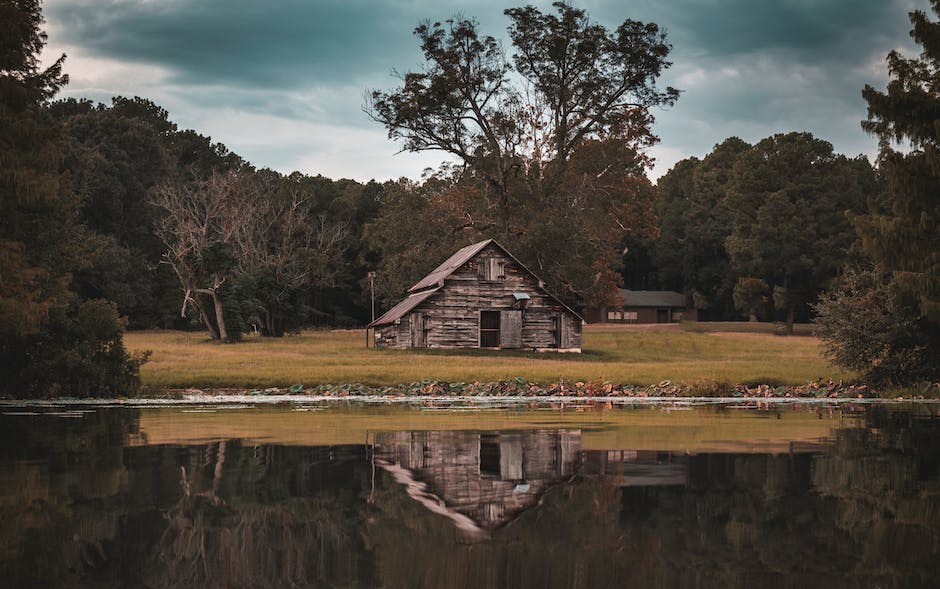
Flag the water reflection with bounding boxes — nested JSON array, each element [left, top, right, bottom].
[[0, 404, 938, 588], [374, 430, 580, 536]]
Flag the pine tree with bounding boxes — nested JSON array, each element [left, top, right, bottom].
[[859, 0, 940, 323]]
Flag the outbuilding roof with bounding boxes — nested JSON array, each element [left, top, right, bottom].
[[618, 289, 687, 308]]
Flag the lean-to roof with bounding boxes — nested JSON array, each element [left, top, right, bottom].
[[368, 288, 440, 327]]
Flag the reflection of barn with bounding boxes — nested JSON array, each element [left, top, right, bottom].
[[369, 240, 583, 351], [373, 430, 580, 533]]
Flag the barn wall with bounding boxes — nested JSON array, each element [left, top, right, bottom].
[[406, 244, 581, 351]]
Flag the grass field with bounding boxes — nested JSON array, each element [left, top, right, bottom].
[[125, 322, 853, 390]]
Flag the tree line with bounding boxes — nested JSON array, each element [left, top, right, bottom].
[[1, 0, 936, 396]]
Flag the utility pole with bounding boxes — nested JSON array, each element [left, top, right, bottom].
[[369, 271, 376, 323], [366, 271, 376, 348]]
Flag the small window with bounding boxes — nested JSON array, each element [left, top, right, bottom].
[[624, 311, 638, 321], [478, 258, 504, 281]]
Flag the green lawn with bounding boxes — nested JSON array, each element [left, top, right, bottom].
[[126, 322, 852, 390]]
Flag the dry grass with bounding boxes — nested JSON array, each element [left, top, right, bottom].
[[125, 322, 852, 390]]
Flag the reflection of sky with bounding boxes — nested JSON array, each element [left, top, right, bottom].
[[42, 1, 923, 181]]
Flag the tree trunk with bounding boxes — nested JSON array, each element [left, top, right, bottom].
[[786, 307, 795, 335], [748, 309, 758, 323], [211, 292, 230, 343], [194, 295, 220, 340]]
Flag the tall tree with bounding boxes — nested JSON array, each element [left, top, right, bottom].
[[649, 137, 750, 319], [859, 0, 940, 323], [367, 3, 677, 306], [725, 133, 876, 333], [0, 0, 145, 397], [815, 1, 940, 385], [152, 168, 350, 341]]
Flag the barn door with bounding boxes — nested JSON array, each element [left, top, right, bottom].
[[554, 314, 567, 349], [410, 312, 427, 348], [500, 310, 522, 349]]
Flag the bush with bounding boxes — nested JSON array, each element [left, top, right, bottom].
[[814, 269, 939, 386], [2, 299, 149, 398]]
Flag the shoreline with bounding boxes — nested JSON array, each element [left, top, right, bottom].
[[4, 379, 937, 406], [2, 395, 938, 408]]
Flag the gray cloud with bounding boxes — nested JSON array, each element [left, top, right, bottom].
[[42, 0, 929, 181]]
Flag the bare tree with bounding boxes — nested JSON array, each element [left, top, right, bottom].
[[151, 168, 349, 341]]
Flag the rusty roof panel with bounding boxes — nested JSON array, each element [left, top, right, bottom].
[[407, 239, 493, 293]]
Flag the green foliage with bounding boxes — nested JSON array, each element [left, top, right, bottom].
[[815, 1, 940, 385], [13, 299, 149, 397], [646, 137, 751, 319], [726, 132, 877, 330], [0, 0, 145, 398], [733, 277, 770, 322], [859, 0, 940, 323], [814, 268, 939, 385]]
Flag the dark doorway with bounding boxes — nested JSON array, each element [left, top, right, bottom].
[[480, 311, 500, 348], [479, 434, 500, 476], [656, 309, 669, 323]]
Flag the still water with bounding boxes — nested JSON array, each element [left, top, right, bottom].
[[1, 401, 938, 588]]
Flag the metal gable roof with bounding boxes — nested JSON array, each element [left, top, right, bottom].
[[407, 239, 493, 293]]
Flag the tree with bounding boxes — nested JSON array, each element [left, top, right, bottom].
[[649, 137, 750, 319], [367, 2, 677, 306], [725, 133, 876, 332], [814, 268, 937, 385], [815, 0, 940, 385], [151, 169, 262, 342], [152, 168, 349, 341], [0, 0, 145, 397], [859, 0, 940, 323], [733, 277, 769, 323]]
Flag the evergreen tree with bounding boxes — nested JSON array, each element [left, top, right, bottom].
[[815, 1, 940, 385], [859, 0, 940, 323], [0, 0, 145, 397]]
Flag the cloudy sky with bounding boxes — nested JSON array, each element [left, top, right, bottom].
[[41, 0, 925, 181]]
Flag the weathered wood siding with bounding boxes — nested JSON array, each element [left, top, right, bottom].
[[377, 243, 581, 351]]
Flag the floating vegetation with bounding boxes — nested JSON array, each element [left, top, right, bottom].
[[268, 378, 878, 399]]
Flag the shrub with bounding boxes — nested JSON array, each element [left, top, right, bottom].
[[814, 269, 939, 386], [2, 299, 149, 398]]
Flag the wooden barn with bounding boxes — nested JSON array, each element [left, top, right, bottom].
[[368, 239, 583, 351]]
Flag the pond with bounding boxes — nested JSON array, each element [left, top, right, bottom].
[[1, 401, 938, 588]]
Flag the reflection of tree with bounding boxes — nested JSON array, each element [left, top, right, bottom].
[[137, 443, 374, 588], [1, 408, 939, 588]]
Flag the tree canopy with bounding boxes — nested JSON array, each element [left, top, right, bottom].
[[367, 2, 677, 306], [814, 0, 940, 385]]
